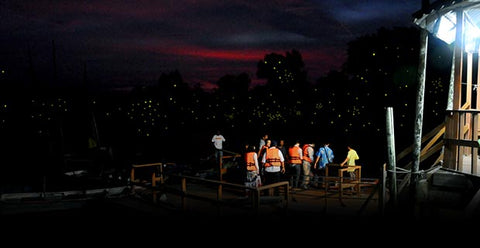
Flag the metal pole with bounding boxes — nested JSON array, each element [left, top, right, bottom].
[[412, 28, 428, 205], [386, 107, 397, 207]]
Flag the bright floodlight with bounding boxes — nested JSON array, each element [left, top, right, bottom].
[[434, 11, 456, 44], [414, 1, 480, 53]]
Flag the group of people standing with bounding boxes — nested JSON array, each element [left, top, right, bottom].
[[243, 134, 359, 192], [211, 131, 360, 193]]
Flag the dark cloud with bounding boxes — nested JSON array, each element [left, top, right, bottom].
[[0, 0, 422, 89]]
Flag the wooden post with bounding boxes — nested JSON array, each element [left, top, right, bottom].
[[458, 112, 465, 171], [181, 177, 187, 212], [443, 10, 464, 172], [475, 45, 480, 174], [386, 107, 398, 207], [217, 183, 223, 216], [159, 163, 164, 184], [411, 28, 428, 204], [218, 156, 223, 207], [130, 168, 135, 183], [356, 166, 361, 195], [219, 156, 223, 181], [339, 167, 344, 205], [446, 112, 459, 169]]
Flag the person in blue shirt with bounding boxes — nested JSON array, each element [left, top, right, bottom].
[[314, 142, 334, 169], [313, 142, 334, 186]]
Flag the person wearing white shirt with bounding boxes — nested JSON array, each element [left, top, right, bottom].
[[211, 130, 226, 165]]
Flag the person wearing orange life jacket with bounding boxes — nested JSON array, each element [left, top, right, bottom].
[[287, 140, 303, 189], [244, 145, 261, 194], [257, 139, 271, 172], [261, 140, 285, 195], [301, 142, 315, 189]]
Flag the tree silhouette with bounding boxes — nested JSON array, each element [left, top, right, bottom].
[[254, 49, 312, 136]]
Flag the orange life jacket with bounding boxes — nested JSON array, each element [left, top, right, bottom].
[[265, 148, 282, 167], [245, 152, 257, 171], [302, 144, 312, 163], [288, 146, 302, 164]]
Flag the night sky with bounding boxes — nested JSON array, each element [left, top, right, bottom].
[[1, 0, 421, 91]]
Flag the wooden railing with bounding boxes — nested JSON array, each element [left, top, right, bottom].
[[324, 164, 362, 198], [130, 162, 289, 215], [160, 174, 289, 216], [131, 162, 177, 185], [130, 162, 177, 202]]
